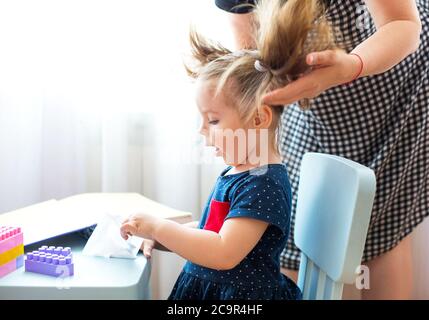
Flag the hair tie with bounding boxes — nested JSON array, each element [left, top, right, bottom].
[[231, 50, 247, 58], [254, 60, 269, 73]]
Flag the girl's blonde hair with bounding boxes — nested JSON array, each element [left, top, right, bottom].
[[186, 0, 337, 152]]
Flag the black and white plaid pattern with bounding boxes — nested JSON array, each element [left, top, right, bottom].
[[280, 0, 429, 270]]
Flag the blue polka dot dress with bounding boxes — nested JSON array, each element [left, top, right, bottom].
[[168, 164, 302, 300]]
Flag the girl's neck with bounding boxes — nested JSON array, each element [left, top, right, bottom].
[[227, 149, 283, 175]]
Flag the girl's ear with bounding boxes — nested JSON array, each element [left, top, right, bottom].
[[253, 105, 273, 129]]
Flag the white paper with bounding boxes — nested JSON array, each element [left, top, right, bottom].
[[82, 212, 144, 259]]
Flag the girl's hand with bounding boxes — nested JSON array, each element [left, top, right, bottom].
[[140, 239, 156, 259], [120, 212, 161, 240], [262, 50, 363, 106]]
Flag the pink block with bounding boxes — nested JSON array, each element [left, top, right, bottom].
[[0, 227, 24, 254], [0, 255, 23, 278]]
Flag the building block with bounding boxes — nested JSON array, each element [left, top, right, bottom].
[[25, 246, 74, 277], [0, 226, 24, 255], [16, 254, 24, 268], [0, 226, 24, 278], [0, 255, 24, 278], [0, 245, 24, 266]]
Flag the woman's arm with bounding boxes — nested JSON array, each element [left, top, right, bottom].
[[352, 0, 422, 77], [121, 213, 268, 270], [226, 0, 421, 105], [228, 12, 256, 49], [229, 0, 421, 74]]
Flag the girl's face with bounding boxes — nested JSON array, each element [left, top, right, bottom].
[[196, 80, 253, 166]]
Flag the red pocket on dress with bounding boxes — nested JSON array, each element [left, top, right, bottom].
[[203, 199, 230, 233]]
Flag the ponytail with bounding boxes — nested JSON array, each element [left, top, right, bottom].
[[185, 0, 337, 120], [255, 0, 337, 108]]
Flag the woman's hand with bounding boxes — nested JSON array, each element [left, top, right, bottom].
[[120, 212, 161, 240], [263, 50, 363, 106]]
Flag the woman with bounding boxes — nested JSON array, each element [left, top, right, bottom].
[[214, 0, 427, 299]]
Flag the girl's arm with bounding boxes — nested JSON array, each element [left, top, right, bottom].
[[121, 213, 268, 270], [150, 220, 199, 252], [183, 220, 199, 228], [153, 218, 268, 270]]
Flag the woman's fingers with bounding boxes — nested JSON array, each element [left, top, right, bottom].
[[262, 88, 295, 106], [263, 51, 338, 105], [263, 64, 340, 105], [263, 50, 351, 106], [263, 81, 302, 105], [263, 74, 319, 105], [307, 50, 337, 66]]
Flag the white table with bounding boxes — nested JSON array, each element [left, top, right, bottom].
[[0, 231, 151, 300], [0, 193, 192, 299]]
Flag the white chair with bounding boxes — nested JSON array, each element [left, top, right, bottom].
[[294, 153, 376, 300]]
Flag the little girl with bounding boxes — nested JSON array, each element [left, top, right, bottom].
[[120, 0, 337, 300]]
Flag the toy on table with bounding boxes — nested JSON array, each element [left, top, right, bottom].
[[0, 226, 24, 278], [25, 246, 74, 277]]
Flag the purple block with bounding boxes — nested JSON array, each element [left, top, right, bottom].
[[25, 246, 74, 277], [16, 255, 24, 268]]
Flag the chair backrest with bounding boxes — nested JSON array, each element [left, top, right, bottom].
[[294, 153, 376, 300]]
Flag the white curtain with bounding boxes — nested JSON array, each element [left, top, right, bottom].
[[0, 0, 229, 299], [0, 0, 231, 215]]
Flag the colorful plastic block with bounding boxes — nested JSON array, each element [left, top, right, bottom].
[[0, 255, 24, 278], [25, 246, 74, 277], [0, 227, 24, 255], [0, 226, 24, 278]]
